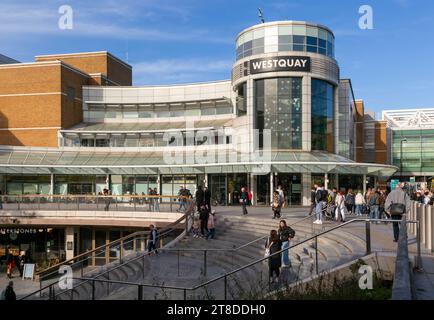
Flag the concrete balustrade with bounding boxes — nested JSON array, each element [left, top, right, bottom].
[[409, 201, 434, 253], [426, 205, 432, 251]]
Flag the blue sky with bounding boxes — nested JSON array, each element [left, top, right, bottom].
[[1, 0, 433, 116]]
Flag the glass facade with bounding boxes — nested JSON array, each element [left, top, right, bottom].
[[392, 129, 434, 175], [236, 83, 247, 116], [61, 131, 232, 148], [311, 79, 335, 152], [84, 100, 233, 122], [255, 77, 302, 150], [236, 24, 334, 60]]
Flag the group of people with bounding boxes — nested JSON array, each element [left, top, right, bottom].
[[191, 186, 216, 240], [264, 220, 296, 284], [310, 182, 412, 242], [4, 247, 27, 279], [310, 185, 390, 225], [412, 189, 434, 205]]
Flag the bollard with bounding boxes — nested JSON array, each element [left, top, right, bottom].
[[426, 205, 432, 252], [419, 204, 426, 245], [365, 220, 371, 255]]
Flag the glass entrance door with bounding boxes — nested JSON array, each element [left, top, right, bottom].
[[274, 173, 302, 206]]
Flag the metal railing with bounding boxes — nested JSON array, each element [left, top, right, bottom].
[[22, 217, 421, 300], [0, 194, 191, 212], [20, 198, 194, 299]]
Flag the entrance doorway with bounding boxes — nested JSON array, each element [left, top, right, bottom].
[[274, 173, 302, 206]]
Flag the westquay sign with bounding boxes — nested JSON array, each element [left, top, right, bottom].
[[249, 56, 311, 74]]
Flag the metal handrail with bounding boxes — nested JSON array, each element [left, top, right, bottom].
[[65, 218, 421, 300], [51, 202, 194, 299], [20, 209, 193, 301], [22, 216, 421, 300], [36, 198, 193, 279]]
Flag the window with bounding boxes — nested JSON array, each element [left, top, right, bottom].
[[254, 77, 302, 150], [311, 79, 334, 152]]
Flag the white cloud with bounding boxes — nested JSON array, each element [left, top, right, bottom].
[[0, 1, 231, 43], [133, 58, 232, 84]]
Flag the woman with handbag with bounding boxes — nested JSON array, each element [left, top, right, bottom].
[[264, 230, 282, 284]]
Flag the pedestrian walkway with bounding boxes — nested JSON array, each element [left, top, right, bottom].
[[0, 271, 40, 299], [413, 255, 434, 300]]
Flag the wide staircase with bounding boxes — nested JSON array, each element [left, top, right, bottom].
[[99, 212, 372, 300]]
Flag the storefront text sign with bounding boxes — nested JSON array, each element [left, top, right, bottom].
[[250, 56, 311, 74]]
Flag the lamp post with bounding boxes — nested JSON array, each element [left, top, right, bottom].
[[400, 138, 407, 179]]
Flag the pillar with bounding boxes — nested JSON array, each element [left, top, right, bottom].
[[156, 174, 161, 195], [250, 173, 257, 206], [302, 173, 312, 206], [65, 227, 75, 261], [324, 173, 329, 190], [363, 174, 367, 195], [204, 174, 209, 188], [270, 172, 274, 203], [335, 174, 339, 191], [105, 174, 110, 189], [50, 173, 54, 195], [302, 75, 312, 151]]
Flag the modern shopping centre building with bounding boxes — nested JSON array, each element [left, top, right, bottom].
[[0, 21, 398, 207], [0, 21, 401, 265]]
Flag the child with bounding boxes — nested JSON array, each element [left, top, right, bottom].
[[192, 218, 200, 238], [206, 210, 216, 240]]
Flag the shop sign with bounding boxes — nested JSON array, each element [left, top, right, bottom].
[[250, 56, 311, 74]]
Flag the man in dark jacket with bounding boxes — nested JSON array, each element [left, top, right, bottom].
[[195, 186, 204, 213], [3, 281, 16, 301], [199, 204, 209, 237], [147, 225, 159, 254], [204, 187, 211, 212], [240, 187, 249, 215], [308, 185, 317, 216]]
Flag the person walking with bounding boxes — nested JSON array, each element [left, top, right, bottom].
[[1, 281, 16, 301], [368, 190, 380, 220], [335, 191, 347, 222], [240, 187, 249, 215], [204, 186, 211, 212], [6, 247, 14, 279], [153, 187, 160, 212], [147, 224, 159, 254], [265, 230, 282, 284], [18, 251, 26, 278], [308, 186, 316, 216], [195, 186, 204, 213], [276, 185, 285, 208], [378, 190, 386, 222], [199, 203, 209, 237], [355, 190, 365, 216], [313, 184, 327, 225], [177, 186, 187, 212], [103, 188, 111, 211], [385, 183, 411, 242], [271, 191, 283, 219], [345, 189, 355, 215], [278, 220, 295, 268], [206, 210, 216, 240]]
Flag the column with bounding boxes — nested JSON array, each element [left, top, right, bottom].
[[250, 173, 257, 206], [302, 75, 312, 151], [324, 173, 329, 190], [334, 86, 339, 154], [270, 172, 274, 203], [105, 174, 110, 189], [204, 174, 209, 188], [65, 227, 75, 261], [156, 174, 161, 195], [302, 173, 312, 206], [363, 174, 367, 195], [50, 173, 54, 195], [335, 173, 339, 191]]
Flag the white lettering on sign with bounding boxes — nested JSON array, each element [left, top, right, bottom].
[[250, 56, 310, 74]]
